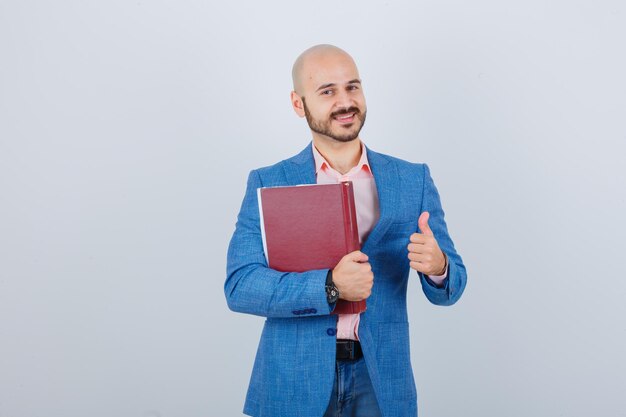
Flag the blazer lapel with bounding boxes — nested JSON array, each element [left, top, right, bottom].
[[282, 143, 316, 185], [361, 146, 397, 250]]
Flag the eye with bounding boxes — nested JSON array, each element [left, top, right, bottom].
[[347, 85, 359, 91], [321, 89, 333, 96]]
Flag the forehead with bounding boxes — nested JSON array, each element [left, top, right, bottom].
[[301, 53, 360, 90]]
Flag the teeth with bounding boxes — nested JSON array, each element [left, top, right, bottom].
[[337, 113, 354, 120]]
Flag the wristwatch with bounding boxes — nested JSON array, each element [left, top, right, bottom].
[[325, 270, 340, 304]]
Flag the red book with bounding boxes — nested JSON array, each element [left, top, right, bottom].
[[257, 181, 366, 315]]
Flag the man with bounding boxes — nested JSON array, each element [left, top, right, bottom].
[[225, 44, 467, 417]]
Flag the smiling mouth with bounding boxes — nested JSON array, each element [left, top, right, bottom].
[[333, 113, 356, 124]]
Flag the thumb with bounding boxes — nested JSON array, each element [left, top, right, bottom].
[[418, 211, 434, 236], [349, 250, 369, 263]]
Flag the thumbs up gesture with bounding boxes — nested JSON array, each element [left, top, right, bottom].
[[407, 212, 447, 276]]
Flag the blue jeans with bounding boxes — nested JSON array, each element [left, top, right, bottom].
[[323, 357, 383, 417]]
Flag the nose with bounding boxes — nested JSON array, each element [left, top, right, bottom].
[[334, 89, 354, 110]]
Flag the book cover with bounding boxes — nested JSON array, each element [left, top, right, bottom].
[[258, 182, 366, 315]]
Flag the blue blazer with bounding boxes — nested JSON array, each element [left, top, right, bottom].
[[225, 143, 467, 417]]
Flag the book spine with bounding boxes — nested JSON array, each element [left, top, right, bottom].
[[336, 181, 366, 315], [341, 181, 360, 252]]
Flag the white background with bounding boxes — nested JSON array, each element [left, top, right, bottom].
[[1, 1, 625, 416]]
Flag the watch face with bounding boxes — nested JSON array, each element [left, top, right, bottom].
[[326, 285, 339, 302]]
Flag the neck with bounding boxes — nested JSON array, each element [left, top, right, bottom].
[[312, 135, 362, 175]]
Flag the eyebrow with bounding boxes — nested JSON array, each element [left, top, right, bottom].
[[315, 79, 362, 92]]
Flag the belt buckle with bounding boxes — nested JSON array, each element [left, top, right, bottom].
[[340, 340, 354, 360], [346, 341, 354, 360], [337, 339, 359, 360]]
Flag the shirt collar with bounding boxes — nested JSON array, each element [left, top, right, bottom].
[[311, 141, 371, 176]]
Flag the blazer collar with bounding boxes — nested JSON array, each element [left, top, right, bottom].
[[283, 141, 397, 249]]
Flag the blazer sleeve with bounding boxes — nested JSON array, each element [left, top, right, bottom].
[[224, 169, 332, 318], [416, 164, 467, 306]]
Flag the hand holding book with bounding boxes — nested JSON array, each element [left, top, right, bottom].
[[332, 251, 373, 302]]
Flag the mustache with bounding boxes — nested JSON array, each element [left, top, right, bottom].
[[330, 107, 361, 118]]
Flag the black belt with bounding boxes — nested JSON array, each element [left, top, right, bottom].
[[336, 339, 363, 360]]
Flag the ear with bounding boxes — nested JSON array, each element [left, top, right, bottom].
[[290, 91, 306, 118]]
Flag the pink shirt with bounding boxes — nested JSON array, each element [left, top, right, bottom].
[[312, 142, 447, 340]]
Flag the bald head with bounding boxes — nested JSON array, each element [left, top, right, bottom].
[[291, 44, 359, 95], [289, 44, 366, 143]]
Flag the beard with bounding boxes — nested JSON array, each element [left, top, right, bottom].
[[302, 98, 366, 143]]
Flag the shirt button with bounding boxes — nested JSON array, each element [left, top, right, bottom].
[[327, 328, 337, 336]]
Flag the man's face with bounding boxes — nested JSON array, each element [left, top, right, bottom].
[[296, 53, 367, 143]]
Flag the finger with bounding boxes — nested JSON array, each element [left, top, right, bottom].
[[347, 250, 369, 262], [407, 242, 430, 254], [408, 251, 432, 263], [409, 233, 428, 244], [418, 211, 434, 236], [407, 251, 422, 262], [411, 250, 437, 262], [359, 262, 372, 272], [409, 260, 427, 273]]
